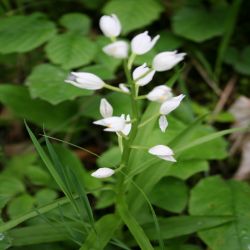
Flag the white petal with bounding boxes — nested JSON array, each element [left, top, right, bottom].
[[121, 115, 132, 135], [132, 63, 155, 86], [159, 155, 176, 162], [160, 94, 185, 115], [147, 85, 173, 102], [148, 145, 174, 156], [159, 115, 168, 132], [93, 116, 126, 132], [119, 83, 130, 93], [103, 41, 128, 59], [91, 168, 115, 178], [131, 31, 160, 55], [100, 98, 113, 118], [153, 51, 186, 72], [99, 14, 121, 38], [66, 72, 104, 90]]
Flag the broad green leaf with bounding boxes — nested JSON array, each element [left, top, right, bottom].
[[26, 64, 92, 105], [45, 32, 97, 69], [107, 92, 142, 115], [166, 160, 209, 180], [81, 64, 115, 80], [172, 6, 227, 42], [8, 194, 34, 219], [95, 190, 115, 209], [103, 0, 163, 34], [155, 31, 184, 51], [26, 166, 51, 186], [224, 46, 250, 76], [59, 13, 91, 34], [143, 215, 233, 241], [0, 13, 56, 53], [97, 146, 121, 168], [0, 177, 25, 209], [35, 189, 58, 206], [0, 196, 72, 232], [149, 177, 188, 213], [78, 95, 102, 119], [80, 214, 120, 249], [0, 85, 75, 130], [2, 152, 37, 179], [189, 176, 250, 250]]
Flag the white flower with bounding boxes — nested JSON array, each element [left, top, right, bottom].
[[160, 94, 185, 115], [147, 85, 173, 103], [133, 63, 155, 86], [148, 145, 176, 162], [119, 83, 130, 93], [153, 51, 186, 72], [103, 41, 128, 59], [91, 168, 115, 178], [131, 31, 160, 55], [99, 14, 121, 38], [121, 114, 131, 136], [159, 115, 168, 132], [100, 98, 113, 118], [65, 72, 105, 90], [93, 115, 126, 132]]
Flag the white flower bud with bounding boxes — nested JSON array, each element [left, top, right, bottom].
[[103, 41, 128, 59], [148, 145, 176, 162], [160, 94, 185, 115], [99, 14, 121, 38], [131, 31, 160, 55], [159, 115, 168, 133], [121, 114, 131, 136], [100, 98, 113, 118], [93, 115, 126, 132], [119, 83, 130, 93], [153, 51, 186, 72], [147, 85, 173, 103], [91, 167, 115, 178], [133, 63, 155, 86], [65, 72, 105, 90]]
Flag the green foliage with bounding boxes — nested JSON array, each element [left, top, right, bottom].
[[45, 32, 97, 70], [103, 0, 163, 34], [144, 215, 233, 241], [190, 176, 250, 250], [0, 176, 25, 209], [172, 6, 227, 42], [224, 46, 250, 76], [0, 85, 75, 129], [0, 14, 56, 53], [0, 1, 249, 249], [149, 177, 189, 213], [80, 214, 120, 249], [26, 64, 92, 104], [59, 13, 91, 34], [8, 194, 34, 219]]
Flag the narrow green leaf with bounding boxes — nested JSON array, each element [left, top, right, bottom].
[[80, 214, 120, 250], [143, 215, 234, 241], [176, 127, 249, 153], [117, 197, 154, 250]]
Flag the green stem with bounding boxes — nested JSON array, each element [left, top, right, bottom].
[[115, 61, 140, 207], [138, 113, 159, 128], [104, 83, 130, 95]]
